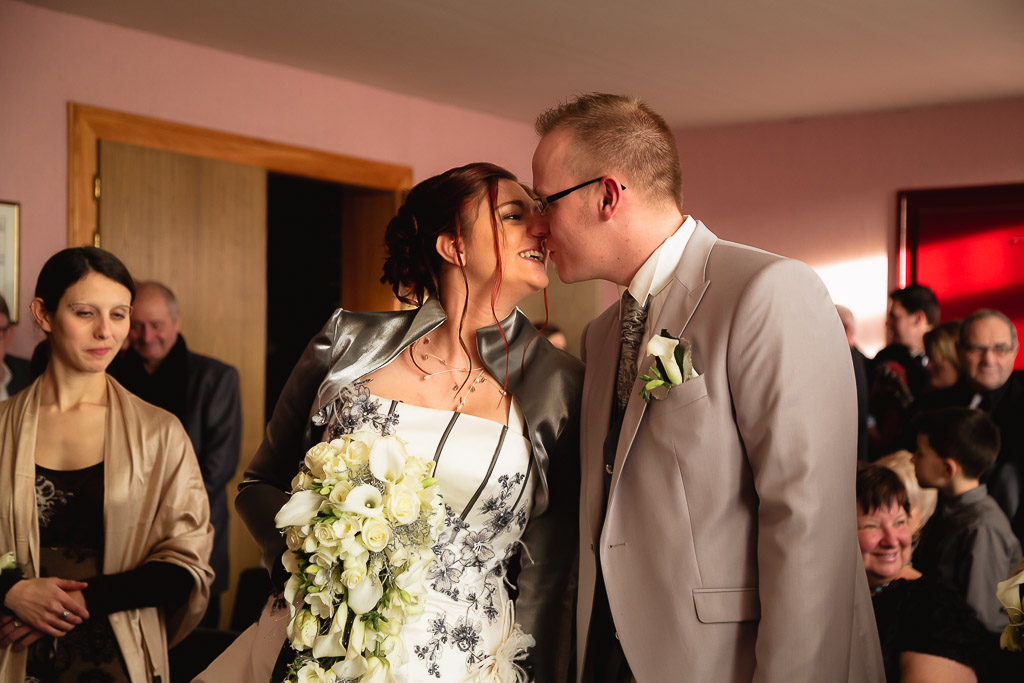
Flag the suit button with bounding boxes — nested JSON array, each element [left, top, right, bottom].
[[589, 543, 594, 551], [615, 631, 620, 640], [605, 464, 613, 475]]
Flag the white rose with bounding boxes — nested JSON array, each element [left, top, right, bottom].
[[304, 442, 336, 479], [328, 481, 354, 505], [337, 434, 372, 467], [647, 335, 682, 385], [291, 470, 315, 492], [339, 484, 385, 520], [312, 547, 338, 570], [313, 522, 339, 547], [402, 456, 430, 486], [288, 609, 319, 651], [360, 517, 391, 553], [275, 490, 326, 528], [331, 517, 358, 541], [386, 485, 421, 525], [348, 572, 384, 614], [340, 567, 367, 589], [285, 527, 305, 551], [369, 436, 407, 483]]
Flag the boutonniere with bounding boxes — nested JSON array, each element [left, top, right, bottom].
[[639, 329, 694, 403]]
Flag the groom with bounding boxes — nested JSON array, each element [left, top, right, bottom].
[[531, 94, 883, 682]]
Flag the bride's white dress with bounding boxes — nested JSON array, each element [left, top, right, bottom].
[[322, 380, 537, 681]]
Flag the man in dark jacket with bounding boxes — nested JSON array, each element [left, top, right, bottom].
[[911, 309, 1024, 544], [109, 281, 241, 626]]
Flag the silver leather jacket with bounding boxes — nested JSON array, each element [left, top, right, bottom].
[[237, 298, 582, 681]]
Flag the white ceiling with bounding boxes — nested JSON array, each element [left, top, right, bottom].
[[20, 0, 1024, 128]]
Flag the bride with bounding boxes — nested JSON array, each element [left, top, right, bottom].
[[215, 162, 581, 682]]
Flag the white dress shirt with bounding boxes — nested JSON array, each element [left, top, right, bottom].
[[622, 215, 697, 353]]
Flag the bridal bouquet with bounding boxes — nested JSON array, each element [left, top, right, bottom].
[[275, 433, 444, 682]]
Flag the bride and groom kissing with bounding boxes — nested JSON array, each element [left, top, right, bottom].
[[206, 93, 885, 683]]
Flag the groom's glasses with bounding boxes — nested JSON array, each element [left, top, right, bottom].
[[533, 176, 626, 215]]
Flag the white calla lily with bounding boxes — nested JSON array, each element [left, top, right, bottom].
[[275, 490, 326, 528], [348, 572, 384, 614], [647, 335, 682, 385], [339, 484, 385, 519], [369, 436, 407, 483]]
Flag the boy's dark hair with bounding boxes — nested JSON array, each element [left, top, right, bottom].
[[856, 462, 910, 516], [890, 284, 940, 325], [912, 407, 1000, 479]]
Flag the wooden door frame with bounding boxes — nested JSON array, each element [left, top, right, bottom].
[[68, 103, 411, 311]]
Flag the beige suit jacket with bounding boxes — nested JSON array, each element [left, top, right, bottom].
[[577, 223, 884, 682]]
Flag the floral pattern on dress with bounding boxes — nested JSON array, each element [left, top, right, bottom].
[[416, 471, 529, 677], [35, 474, 73, 527], [321, 381, 534, 681], [315, 380, 400, 438]]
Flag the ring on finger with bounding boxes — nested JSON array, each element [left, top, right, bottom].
[[11, 620, 19, 628], [61, 610, 70, 620]]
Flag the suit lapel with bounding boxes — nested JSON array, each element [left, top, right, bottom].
[[582, 308, 621, 547], [608, 222, 717, 499]]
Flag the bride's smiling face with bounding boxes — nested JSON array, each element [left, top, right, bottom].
[[450, 179, 549, 306]]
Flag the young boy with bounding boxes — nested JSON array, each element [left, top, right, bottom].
[[911, 407, 1023, 634]]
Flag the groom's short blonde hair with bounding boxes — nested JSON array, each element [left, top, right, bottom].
[[535, 93, 683, 211]]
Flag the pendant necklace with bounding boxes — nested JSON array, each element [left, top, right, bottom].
[[411, 336, 507, 412]]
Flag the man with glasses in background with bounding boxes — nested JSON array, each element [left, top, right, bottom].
[[0, 294, 32, 401], [912, 308, 1024, 543], [531, 93, 883, 682]]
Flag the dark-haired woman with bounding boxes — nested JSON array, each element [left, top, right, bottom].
[[0, 247, 213, 682], [217, 162, 581, 682], [856, 463, 987, 682]]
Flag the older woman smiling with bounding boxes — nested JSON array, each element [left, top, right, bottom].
[[857, 463, 988, 682]]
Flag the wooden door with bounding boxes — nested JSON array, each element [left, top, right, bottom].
[[99, 140, 266, 621]]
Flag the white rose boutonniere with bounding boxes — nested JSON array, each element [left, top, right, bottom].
[[639, 329, 694, 403], [0, 551, 16, 572]]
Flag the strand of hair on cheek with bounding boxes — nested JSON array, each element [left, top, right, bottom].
[[454, 211, 473, 395], [487, 178, 510, 401]]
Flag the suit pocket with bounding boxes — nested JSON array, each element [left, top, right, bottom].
[[652, 374, 708, 413], [692, 586, 760, 624]]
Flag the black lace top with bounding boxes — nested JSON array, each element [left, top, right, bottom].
[[28, 463, 130, 683]]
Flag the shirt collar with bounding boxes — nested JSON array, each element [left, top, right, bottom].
[[626, 216, 696, 307]]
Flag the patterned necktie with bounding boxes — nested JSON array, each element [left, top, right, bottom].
[[615, 292, 649, 415]]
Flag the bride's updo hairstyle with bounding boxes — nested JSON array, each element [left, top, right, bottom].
[[381, 162, 520, 307]]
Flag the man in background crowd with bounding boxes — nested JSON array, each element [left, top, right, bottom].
[[108, 281, 241, 625], [911, 309, 1024, 544], [869, 284, 939, 456], [0, 294, 32, 400]]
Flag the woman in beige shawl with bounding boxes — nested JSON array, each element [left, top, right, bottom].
[[0, 247, 213, 683]]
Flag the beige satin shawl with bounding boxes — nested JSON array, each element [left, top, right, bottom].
[[0, 376, 214, 682]]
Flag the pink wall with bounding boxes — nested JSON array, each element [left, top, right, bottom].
[[0, 0, 537, 357], [671, 98, 1024, 354]]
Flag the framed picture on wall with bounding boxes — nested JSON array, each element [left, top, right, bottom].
[[0, 200, 19, 322]]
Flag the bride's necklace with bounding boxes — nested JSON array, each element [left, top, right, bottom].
[[411, 336, 507, 412]]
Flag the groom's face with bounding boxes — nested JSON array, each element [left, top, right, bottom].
[[532, 128, 602, 284]]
